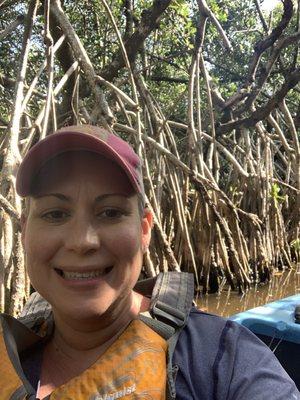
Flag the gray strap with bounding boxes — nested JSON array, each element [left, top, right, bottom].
[[139, 314, 175, 340], [19, 292, 51, 329], [151, 272, 194, 328], [10, 385, 28, 400], [145, 272, 195, 400]]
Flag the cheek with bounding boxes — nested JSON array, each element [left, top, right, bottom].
[[109, 224, 143, 260], [23, 227, 60, 294], [24, 223, 59, 266]]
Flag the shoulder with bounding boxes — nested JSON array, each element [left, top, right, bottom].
[[173, 308, 300, 400], [173, 308, 233, 397], [174, 308, 235, 364]]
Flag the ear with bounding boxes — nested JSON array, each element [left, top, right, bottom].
[[141, 208, 153, 251], [20, 213, 27, 248]]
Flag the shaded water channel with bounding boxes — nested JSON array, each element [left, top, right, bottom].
[[197, 264, 300, 317]]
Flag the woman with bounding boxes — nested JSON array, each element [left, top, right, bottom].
[[0, 125, 299, 399]]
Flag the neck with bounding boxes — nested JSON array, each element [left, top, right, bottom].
[[51, 291, 150, 353]]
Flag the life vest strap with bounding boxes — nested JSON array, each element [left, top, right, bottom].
[[151, 272, 194, 328], [139, 314, 175, 339], [141, 272, 195, 400]]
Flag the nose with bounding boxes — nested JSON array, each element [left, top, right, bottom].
[[64, 218, 100, 255]]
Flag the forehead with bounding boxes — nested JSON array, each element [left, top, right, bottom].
[[30, 151, 134, 196]]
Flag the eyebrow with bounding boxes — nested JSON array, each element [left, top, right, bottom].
[[95, 193, 132, 202], [33, 193, 70, 201], [33, 193, 132, 202]]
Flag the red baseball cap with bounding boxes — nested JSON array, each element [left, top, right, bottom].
[[16, 125, 144, 198]]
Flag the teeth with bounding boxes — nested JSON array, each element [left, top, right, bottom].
[[62, 270, 104, 280]]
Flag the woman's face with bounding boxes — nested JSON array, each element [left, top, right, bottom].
[[21, 151, 152, 323]]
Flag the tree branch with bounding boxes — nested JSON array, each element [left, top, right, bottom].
[[217, 67, 300, 136], [0, 15, 25, 41], [235, 31, 300, 115], [100, 0, 172, 81], [0, 194, 20, 222], [149, 75, 189, 84], [253, 0, 269, 33], [197, 0, 232, 51], [50, 0, 113, 126], [245, 0, 293, 85]]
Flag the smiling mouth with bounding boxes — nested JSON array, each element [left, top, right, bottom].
[[54, 267, 113, 280]]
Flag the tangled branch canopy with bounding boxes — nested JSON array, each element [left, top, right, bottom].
[[0, 0, 299, 315]]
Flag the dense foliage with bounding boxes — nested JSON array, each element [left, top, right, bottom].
[[0, 0, 299, 315]]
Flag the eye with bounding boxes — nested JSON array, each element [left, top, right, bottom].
[[99, 208, 126, 219], [41, 210, 70, 222]]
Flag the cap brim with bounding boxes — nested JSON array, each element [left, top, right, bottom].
[[16, 131, 140, 196]]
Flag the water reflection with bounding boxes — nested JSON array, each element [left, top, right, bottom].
[[197, 264, 300, 317]]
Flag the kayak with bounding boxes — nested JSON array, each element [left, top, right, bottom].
[[230, 294, 300, 389]]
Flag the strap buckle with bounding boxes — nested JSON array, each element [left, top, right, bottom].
[[152, 300, 186, 328]]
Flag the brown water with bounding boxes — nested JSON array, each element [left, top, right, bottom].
[[197, 264, 300, 317]]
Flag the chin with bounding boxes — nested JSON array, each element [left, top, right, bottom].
[[54, 296, 121, 324]]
